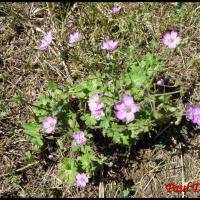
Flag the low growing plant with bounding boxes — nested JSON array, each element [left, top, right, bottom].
[[23, 50, 183, 187]]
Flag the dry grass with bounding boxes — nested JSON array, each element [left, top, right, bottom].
[[0, 2, 200, 197]]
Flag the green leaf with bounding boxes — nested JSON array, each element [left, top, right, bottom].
[[99, 118, 110, 129], [144, 52, 154, 66], [23, 123, 43, 147], [25, 151, 34, 164], [105, 129, 114, 137], [107, 123, 123, 144], [122, 189, 130, 198], [128, 119, 152, 139], [124, 75, 131, 85], [58, 158, 77, 185], [113, 131, 121, 143], [81, 113, 97, 126], [37, 95, 51, 106], [47, 82, 57, 90], [121, 135, 130, 145], [101, 96, 115, 105], [175, 2, 185, 13], [77, 154, 96, 172], [75, 91, 86, 98], [77, 146, 97, 174], [150, 39, 158, 49], [71, 142, 79, 152], [129, 66, 146, 87]]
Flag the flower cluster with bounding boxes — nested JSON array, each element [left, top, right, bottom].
[[40, 29, 181, 51], [88, 94, 105, 120], [88, 94, 140, 123], [38, 14, 185, 190], [186, 106, 200, 126]]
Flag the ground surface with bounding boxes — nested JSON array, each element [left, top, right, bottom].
[[0, 2, 200, 198]]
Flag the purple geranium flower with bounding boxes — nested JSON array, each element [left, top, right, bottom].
[[91, 109, 105, 120], [115, 95, 139, 122], [157, 78, 164, 86], [72, 131, 87, 145], [48, 152, 57, 160], [88, 93, 105, 120], [42, 116, 57, 134], [39, 31, 53, 50], [69, 31, 81, 44], [186, 106, 200, 126], [162, 30, 181, 49], [76, 173, 89, 188], [100, 39, 118, 51], [109, 6, 122, 14]]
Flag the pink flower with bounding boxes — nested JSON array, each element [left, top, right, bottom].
[[186, 106, 200, 126], [100, 39, 118, 51], [88, 94, 105, 120], [115, 95, 139, 122], [42, 116, 57, 134], [88, 94, 104, 111], [76, 173, 89, 188], [69, 31, 81, 44], [91, 109, 105, 120], [157, 78, 164, 86], [48, 152, 57, 160], [162, 30, 181, 49], [39, 31, 53, 50], [72, 131, 87, 145], [109, 6, 122, 14]]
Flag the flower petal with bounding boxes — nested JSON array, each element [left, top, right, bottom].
[[114, 102, 125, 111], [131, 103, 139, 113], [44, 31, 53, 43], [123, 95, 134, 105], [115, 111, 126, 120], [170, 31, 178, 38], [125, 112, 135, 122]]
